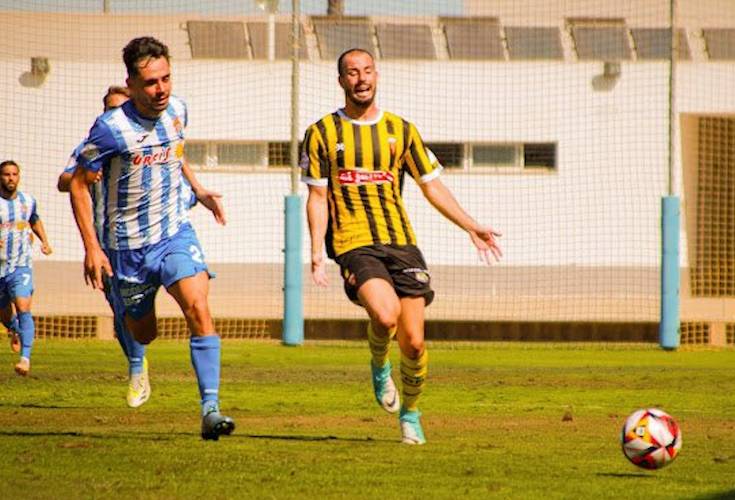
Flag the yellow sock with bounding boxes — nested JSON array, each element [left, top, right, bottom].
[[400, 349, 428, 412], [367, 323, 396, 368]]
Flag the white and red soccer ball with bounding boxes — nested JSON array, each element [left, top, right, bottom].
[[621, 408, 682, 470]]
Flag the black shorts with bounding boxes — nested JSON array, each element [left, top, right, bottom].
[[335, 244, 434, 307]]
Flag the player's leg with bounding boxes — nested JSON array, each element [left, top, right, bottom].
[[356, 278, 402, 413], [0, 302, 19, 353], [10, 268, 34, 376], [384, 245, 433, 444], [167, 272, 233, 440], [105, 280, 150, 407], [124, 309, 159, 345], [396, 297, 428, 445], [162, 226, 233, 440]]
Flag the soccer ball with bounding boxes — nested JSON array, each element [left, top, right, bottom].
[[621, 408, 682, 469]]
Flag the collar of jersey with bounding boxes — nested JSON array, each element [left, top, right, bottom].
[[337, 108, 383, 126]]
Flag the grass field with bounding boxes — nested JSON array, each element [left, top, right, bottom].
[[0, 340, 734, 499]]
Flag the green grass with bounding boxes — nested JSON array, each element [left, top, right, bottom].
[[0, 340, 734, 499]]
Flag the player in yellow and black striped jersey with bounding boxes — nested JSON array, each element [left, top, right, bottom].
[[301, 107, 441, 258], [302, 48, 502, 445]]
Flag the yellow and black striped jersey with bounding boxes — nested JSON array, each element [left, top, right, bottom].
[[301, 109, 442, 258]]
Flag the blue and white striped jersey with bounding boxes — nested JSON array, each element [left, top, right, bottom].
[[65, 137, 197, 249], [0, 192, 38, 277], [78, 96, 191, 251]]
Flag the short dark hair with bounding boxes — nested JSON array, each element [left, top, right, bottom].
[[102, 85, 130, 109], [0, 160, 19, 172], [123, 37, 170, 77], [337, 48, 375, 76]]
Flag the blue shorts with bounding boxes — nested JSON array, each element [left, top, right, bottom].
[[106, 224, 211, 320], [0, 266, 34, 307]]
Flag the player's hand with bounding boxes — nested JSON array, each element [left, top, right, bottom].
[[311, 254, 328, 287], [93, 171, 103, 184], [469, 225, 503, 265], [195, 188, 226, 225], [84, 247, 113, 291], [40, 243, 53, 255]]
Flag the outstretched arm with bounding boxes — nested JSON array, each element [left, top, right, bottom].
[[70, 166, 112, 290], [419, 177, 502, 264], [182, 161, 225, 225], [30, 219, 52, 255], [306, 185, 329, 286]]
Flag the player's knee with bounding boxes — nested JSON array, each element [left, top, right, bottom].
[[127, 315, 157, 344], [182, 295, 211, 328], [372, 310, 399, 332], [403, 336, 425, 359]]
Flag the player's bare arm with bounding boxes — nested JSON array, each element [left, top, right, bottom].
[[58, 168, 102, 193], [69, 166, 112, 290], [306, 184, 329, 287], [182, 161, 225, 225], [420, 177, 502, 264], [30, 218, 52, 255]]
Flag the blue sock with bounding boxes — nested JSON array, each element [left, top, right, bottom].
[[114, 315, 145, 375], [2, 314, 19, 333], [127, 339, 145, 376], [190, 335, 221, 415], [112, 313, 129, 358], [17, 311, 34, 359]]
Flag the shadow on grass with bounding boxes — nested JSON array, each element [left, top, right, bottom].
[[241, 433, 386, 443], [0, 430, 389, 443], [688, 491, 735, 500], [596, 472, 654, 479], [0, 403, 92, 409]]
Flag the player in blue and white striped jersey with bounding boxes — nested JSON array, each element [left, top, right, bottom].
[[58, 86, 153, 407], [70, 37, 233, 440], [0, 160, 53, 376], [59, 86, 198, 409]]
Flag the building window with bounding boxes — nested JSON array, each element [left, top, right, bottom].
[[425, 143, 463, 169], [472, 144, 518, 168], [185, 142, 207, 167], [523, 143, 556, 169], [470, 143, 556, 172], [217, 143, 266, 167]]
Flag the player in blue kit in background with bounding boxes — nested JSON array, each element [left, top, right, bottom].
[[70, 37, 234, 440], [59, 85, 197, 408], [0, 160, 53, 376]]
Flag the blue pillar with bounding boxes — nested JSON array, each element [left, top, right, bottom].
[[283, 194, 303, 345], [659, 196, 680, 350]]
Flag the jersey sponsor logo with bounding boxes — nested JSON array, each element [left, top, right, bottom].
[[136, 133, 149, 143], [132, 146, 172, 167], [337, 169, 394, 186]]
